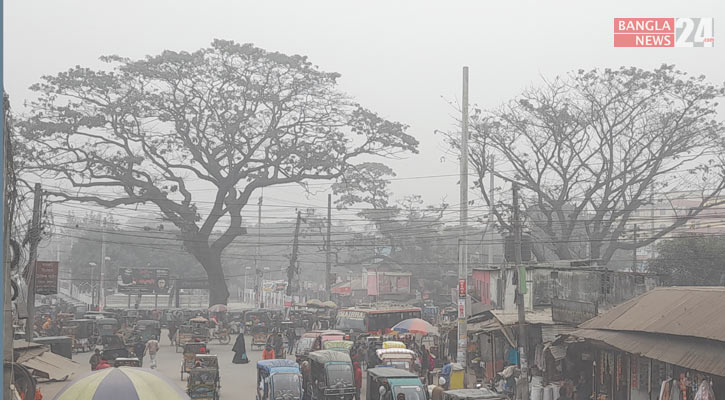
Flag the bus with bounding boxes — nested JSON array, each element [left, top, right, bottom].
[[336, 307, 422, 334]]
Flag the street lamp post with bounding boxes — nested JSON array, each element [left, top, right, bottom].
[[89, 262, 97, 308], [244, 266, 251, 304]]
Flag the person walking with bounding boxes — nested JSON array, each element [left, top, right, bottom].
[[287, 328, 296, 355], [133, 340, 146, 367], [273, 332, 284, 359], [354, 361, 363, 400], [232, 333, 249, 364], [145, 338, 159, 369], [167, 321, 178, 346], [262, 344, 276, 360], [89, 348, 101, 371]]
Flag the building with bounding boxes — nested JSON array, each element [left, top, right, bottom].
[[569, 286, 725, 400]]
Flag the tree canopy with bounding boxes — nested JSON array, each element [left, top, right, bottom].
[[18, 40, 418, 304], [648, 235, 725, 285], [459, 65, 725, 264]]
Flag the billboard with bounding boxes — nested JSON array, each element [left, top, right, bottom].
[[35, 261, 59, 295], [117, 268, 169, 294]]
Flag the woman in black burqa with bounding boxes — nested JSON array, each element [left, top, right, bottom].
[[232, 333, 249, 364]]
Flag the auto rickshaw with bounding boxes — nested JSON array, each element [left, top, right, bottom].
[[187, 368, 219, 400], [442, 389, 507, 400], [94, 318, 119, 340], [366, 367, 426, 400], [256, 360, 302, 400], [181, 342, 209, 380], [100, 335, 130, 361], [113, 357, 141, 367], [305, 350, 356, 400], [322, 340, 353, 354], [375, 348, 418, 372], [294, 336, 316, 364], [135, 320, 161, 342], [312, 330, 345, 351], [62, 319, 94, 353]]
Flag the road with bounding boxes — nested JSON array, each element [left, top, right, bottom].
[[39, 330, 266, 399]]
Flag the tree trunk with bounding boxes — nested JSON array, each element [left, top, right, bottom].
[[190, 246, 230, 306]]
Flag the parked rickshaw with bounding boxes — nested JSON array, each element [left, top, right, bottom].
[[113, 357, 141, 367], [181, 342, 209, 381], [256, 360, 303, 400], [322, 340, 353, 354], [367, 368, 426, 400], [135, 320, 161, 342], [305, 350, 355, 400], [187, 368, 219, 400], [375, 348, 418, 372], [442, 389, 507, 400]]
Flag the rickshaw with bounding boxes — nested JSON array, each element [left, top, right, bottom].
[[94, 318, 119, 340], [135, 320, 161, 342], [375, 348, 418, 373], [181, 342, 209, 381], [193, 354, 220, 389], [113, 357, 141, 367], [187, 368, 219, 400], [305, 350, 355, 400], [367, 368, 426, 400], [190, 317, 211, 341], [251, 324, 272, 351], [256, 360, 303, 400], [442, 389, 507, 400], [100, 335, 130, 361], [382, 341, 406, 350], [62, 319, 94, 353], [176, 324, 195, 352], [322, 340, 353, 354]]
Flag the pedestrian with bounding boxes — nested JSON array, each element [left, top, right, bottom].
[[287, 328, 296, 354], [431, 377, 446, 400], [262, 344, 276, 360], [273, 332, 284, 359], [89, 348, 101, 371], [133, 341, 146, 367], [353, 361, 363, 400], [232, 333, 249, 364], [168, 321, 178, 345], [420, 345, 430, 384], [145, 338, 159, 369]]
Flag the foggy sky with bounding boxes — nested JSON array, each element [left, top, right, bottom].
[[5, 0, 725, 219]]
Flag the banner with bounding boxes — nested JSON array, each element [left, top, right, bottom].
[[35, 261, 59, 295], [117, 268, 169, 294]]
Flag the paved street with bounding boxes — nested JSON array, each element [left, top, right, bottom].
[[40, 330, 264, 399]]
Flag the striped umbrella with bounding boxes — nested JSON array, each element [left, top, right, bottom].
[[391, 318, 438, 335], [53, 367, 191, 400]]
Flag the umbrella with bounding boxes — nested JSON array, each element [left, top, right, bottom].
[[53, 367, 190, 400], [322, 300, 337, 309], [208, 304, 228, 313], [391, 318, 438, 335], [307, 299, 323, 308]]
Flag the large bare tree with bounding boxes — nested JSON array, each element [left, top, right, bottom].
[[18, 40, 418, 304], [460, 65, 725, 264]]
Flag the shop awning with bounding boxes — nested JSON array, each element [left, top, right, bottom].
[[570, 329, 725, 378], [14, 340, 78, 381]]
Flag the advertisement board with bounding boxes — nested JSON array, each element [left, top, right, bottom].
[[35, 261, 59, 295], [117, 268, 170, 294]]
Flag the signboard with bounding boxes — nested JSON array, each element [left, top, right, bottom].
[[458, 279, 466, 298], [35, 261, 59, 295], [551, 298, 598, 325], [262, 280, 287, 292], [117, 268, 170, 294]]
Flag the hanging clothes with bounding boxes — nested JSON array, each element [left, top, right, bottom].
[[693, 380, 715, 400], [660, 379, 672, 400], [670, 378, 683, 400]]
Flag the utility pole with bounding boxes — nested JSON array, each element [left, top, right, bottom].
[[3, 94, 13, 400], [288, 211, 303, 298], [256, 195, 262, 308], [513, 183, 529, 387], [632, 224, 638, 272], [99, 217, 107, 311], [487, 156, 495, 267], [325, 194, 332, 300], [457, 66, 469, 368], [25, 183, 42, 341]]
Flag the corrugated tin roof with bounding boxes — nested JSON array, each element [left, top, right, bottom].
[[579, 286, 725, 342], [571, 328, 725, 377], [16, 348, 79, 380]]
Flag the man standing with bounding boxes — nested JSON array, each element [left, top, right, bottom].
[[273, 332, 284, 359], [145, 338, 159, 369]]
